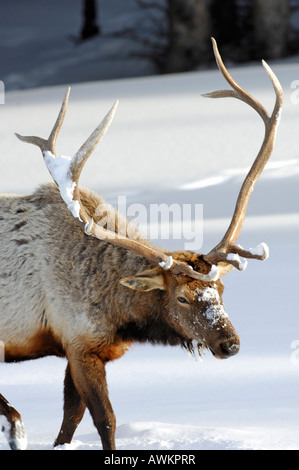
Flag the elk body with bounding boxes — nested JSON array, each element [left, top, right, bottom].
[[0, 39, 283, 450]]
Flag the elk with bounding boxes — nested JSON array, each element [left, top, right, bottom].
[[0, 39, 282, 450]]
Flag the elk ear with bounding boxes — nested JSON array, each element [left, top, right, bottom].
[[120, 268, 165, 292]]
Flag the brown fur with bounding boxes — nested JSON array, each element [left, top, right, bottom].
[[4, 329, 65, 363], [0, 183, 239, 450]]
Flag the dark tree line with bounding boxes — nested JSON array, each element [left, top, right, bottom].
[[212, 0, 290, 61], [127, 0, 296, 73], [79, 0, 299, 74]]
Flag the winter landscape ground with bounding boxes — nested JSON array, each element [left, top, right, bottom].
[[0, 0, 298, 452]]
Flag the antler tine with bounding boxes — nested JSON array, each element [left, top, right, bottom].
[[203, 38, 283, 273], [203, 38, 270, 123], [15, 87, 70, 156], [71, 100, 119, 201]]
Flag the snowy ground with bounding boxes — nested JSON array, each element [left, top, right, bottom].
[[0, 0, 156, 91], [0, 0, 299, 452]]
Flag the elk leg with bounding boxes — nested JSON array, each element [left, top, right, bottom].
[[67, 351, 116, 450], [53, 363, 86, 447], [0, 393, 27, 450]]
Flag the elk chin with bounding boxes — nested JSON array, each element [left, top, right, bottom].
[[186, 339, 206, 359]]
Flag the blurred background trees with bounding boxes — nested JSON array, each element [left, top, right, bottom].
[[253, 0, 290, 59], [2, 0, 297, 91], [155, 0, 211, 73], [122, 0, 296, 74]]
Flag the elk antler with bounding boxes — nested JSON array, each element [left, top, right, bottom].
[[15, 38, 282, 282], [15, 88, 217, 282], [16, 88, 119, 223], [202, 38, 283, 275]]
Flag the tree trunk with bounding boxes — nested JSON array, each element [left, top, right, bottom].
[[80, 0, 100, 41], [161, 0, 210, 73], [210, 0, 239, 46], [253, 0, 289, 59]]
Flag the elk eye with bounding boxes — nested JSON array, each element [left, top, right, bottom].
[[177, 296, 190, 305]]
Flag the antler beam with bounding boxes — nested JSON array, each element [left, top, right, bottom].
[[203, 38, 283, 274]]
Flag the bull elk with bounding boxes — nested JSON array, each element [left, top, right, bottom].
[[0, 39, 282, 450]]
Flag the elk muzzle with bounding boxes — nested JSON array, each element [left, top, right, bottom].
[[209, 333, 240, 359]]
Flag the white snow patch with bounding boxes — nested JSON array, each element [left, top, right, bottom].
[[227, 253, 248, 271], [206, 264, 219, 281], [159, 256, 173, 270], [43, 151, 81, 221], [195, 287, 229, 326], [196, 287, 220, 303], [249, 242, 269, 260]]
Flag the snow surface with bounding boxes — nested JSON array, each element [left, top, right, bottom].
[[0, 0, 299, 452]]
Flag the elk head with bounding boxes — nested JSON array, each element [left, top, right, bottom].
[[120, 260, 239, 359], [15, 39, 283, 360]]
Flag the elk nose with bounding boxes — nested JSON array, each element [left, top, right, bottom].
[[210, 335, 240, 359], [219, 337, 240, 358]]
